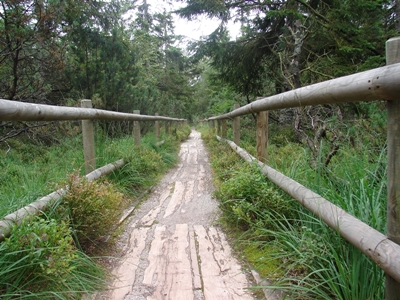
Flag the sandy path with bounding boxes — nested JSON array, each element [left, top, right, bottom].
[[97, 129, 256, 300]]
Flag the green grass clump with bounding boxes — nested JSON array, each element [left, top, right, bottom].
[[1, 123, 186, 297], [200, 124, 386, 299], [0, 216, 104, 299], [61, 173, 126, 253], [215, 164, 294, 231]]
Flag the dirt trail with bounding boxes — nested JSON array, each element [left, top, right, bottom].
[[98, 129, 256, 300]]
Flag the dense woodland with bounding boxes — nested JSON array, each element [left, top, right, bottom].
[[0, 0, 399, 153], [1, 1, 400, 298]]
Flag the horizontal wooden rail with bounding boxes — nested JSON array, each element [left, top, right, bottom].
[[217, 136, 400, 284], [0, 99, 186, 122], [0, 159, 125, 241], [207, 62, 400, 120]]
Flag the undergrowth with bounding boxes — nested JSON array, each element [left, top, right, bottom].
[[0, 123, 189, 298], [199, 123, 386, 299]]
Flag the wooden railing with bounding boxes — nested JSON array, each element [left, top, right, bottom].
[[205, 37, 400, 298], [0, 99, 185, 240]]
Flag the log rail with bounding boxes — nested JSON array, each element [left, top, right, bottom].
[[0, 99, 186, 240], [206, 37, 400, 299]]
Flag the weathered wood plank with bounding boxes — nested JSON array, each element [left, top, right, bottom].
[[194, 225, 254, 300], [109, 227, 149, 300], [163, 182, 185, 218], [138, 188, 171, 226], [143, 224, 193, 300], [189, 228, 202, 290]]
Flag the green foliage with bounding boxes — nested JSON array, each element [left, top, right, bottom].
[[0, 216, 104, 298], [216, 164, 294, 231], [202, 124, 386, 299], [62, 174, 125, 251]]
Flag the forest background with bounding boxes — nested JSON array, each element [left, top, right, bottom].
[[1, 0, 400, 298], [0, 0, 399, 153]]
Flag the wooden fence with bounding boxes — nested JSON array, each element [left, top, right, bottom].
[[0, 99, 185, 240], [206, 37, 400, 299]]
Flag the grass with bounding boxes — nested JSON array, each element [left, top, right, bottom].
[[0, 123, 190, 298], [198, 124, 387, 299]]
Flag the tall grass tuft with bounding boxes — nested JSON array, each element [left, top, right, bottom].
[[201, 125, 387, 300], [1, 123, 186, 298]]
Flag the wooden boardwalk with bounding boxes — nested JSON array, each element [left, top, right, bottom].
[[97, 130, 256, 300]]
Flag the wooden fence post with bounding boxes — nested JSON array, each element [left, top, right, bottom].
[[233, 103, 240, 145], [386, 36, 400, 300], [155, 113, 160, 140], [217, 120, 222, 136], [221, 119, 227, 138], [165, 121, 170, 134], [256, 111, 269, 163], [133, 110, 141, 146], [81, 99, 96, 174]]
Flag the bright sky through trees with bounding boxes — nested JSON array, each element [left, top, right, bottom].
[[147, 0, 241, 43]]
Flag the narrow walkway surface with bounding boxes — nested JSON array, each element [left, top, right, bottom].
[[98, 129, 256, 300]]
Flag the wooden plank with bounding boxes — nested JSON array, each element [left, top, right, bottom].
[[187, 149, 198, 165], [194, 225, 254, 300], [109, 227, 149, 300], [183, 180, 195, 205], [143, 224, 194, 300], [189, 228, 202, 290], [163, 182, 185, 218], [138, 188, 171, 227]]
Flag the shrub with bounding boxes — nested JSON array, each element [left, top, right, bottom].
[[62, 173, 125, 252], [216, 164, 294, 231], [0, 217, 77, 295]]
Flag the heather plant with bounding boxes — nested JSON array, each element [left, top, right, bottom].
[[61, 173, 126, 252]]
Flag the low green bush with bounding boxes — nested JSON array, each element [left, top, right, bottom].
[[61, 173, 125, 252], [215, 164, 294, 231], [0, 216, 104, 299]]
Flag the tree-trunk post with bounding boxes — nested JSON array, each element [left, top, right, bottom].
[[256, 111, 269, 163], [221, 119, 227, 138], [81, 99, 96, 174], [233, 103, 240, 145], [217, 120, 222, 136], [386, 36, 400, 300], [209, 120, 214, 129], [155, 113, 160, 140], [133, 110, 141, 146], [165, 121, 170, 134]]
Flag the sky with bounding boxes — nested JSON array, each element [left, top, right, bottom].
[[146, 0, 241, 44]]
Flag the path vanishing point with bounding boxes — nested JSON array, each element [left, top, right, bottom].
[[96, 129, 257, 300]]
